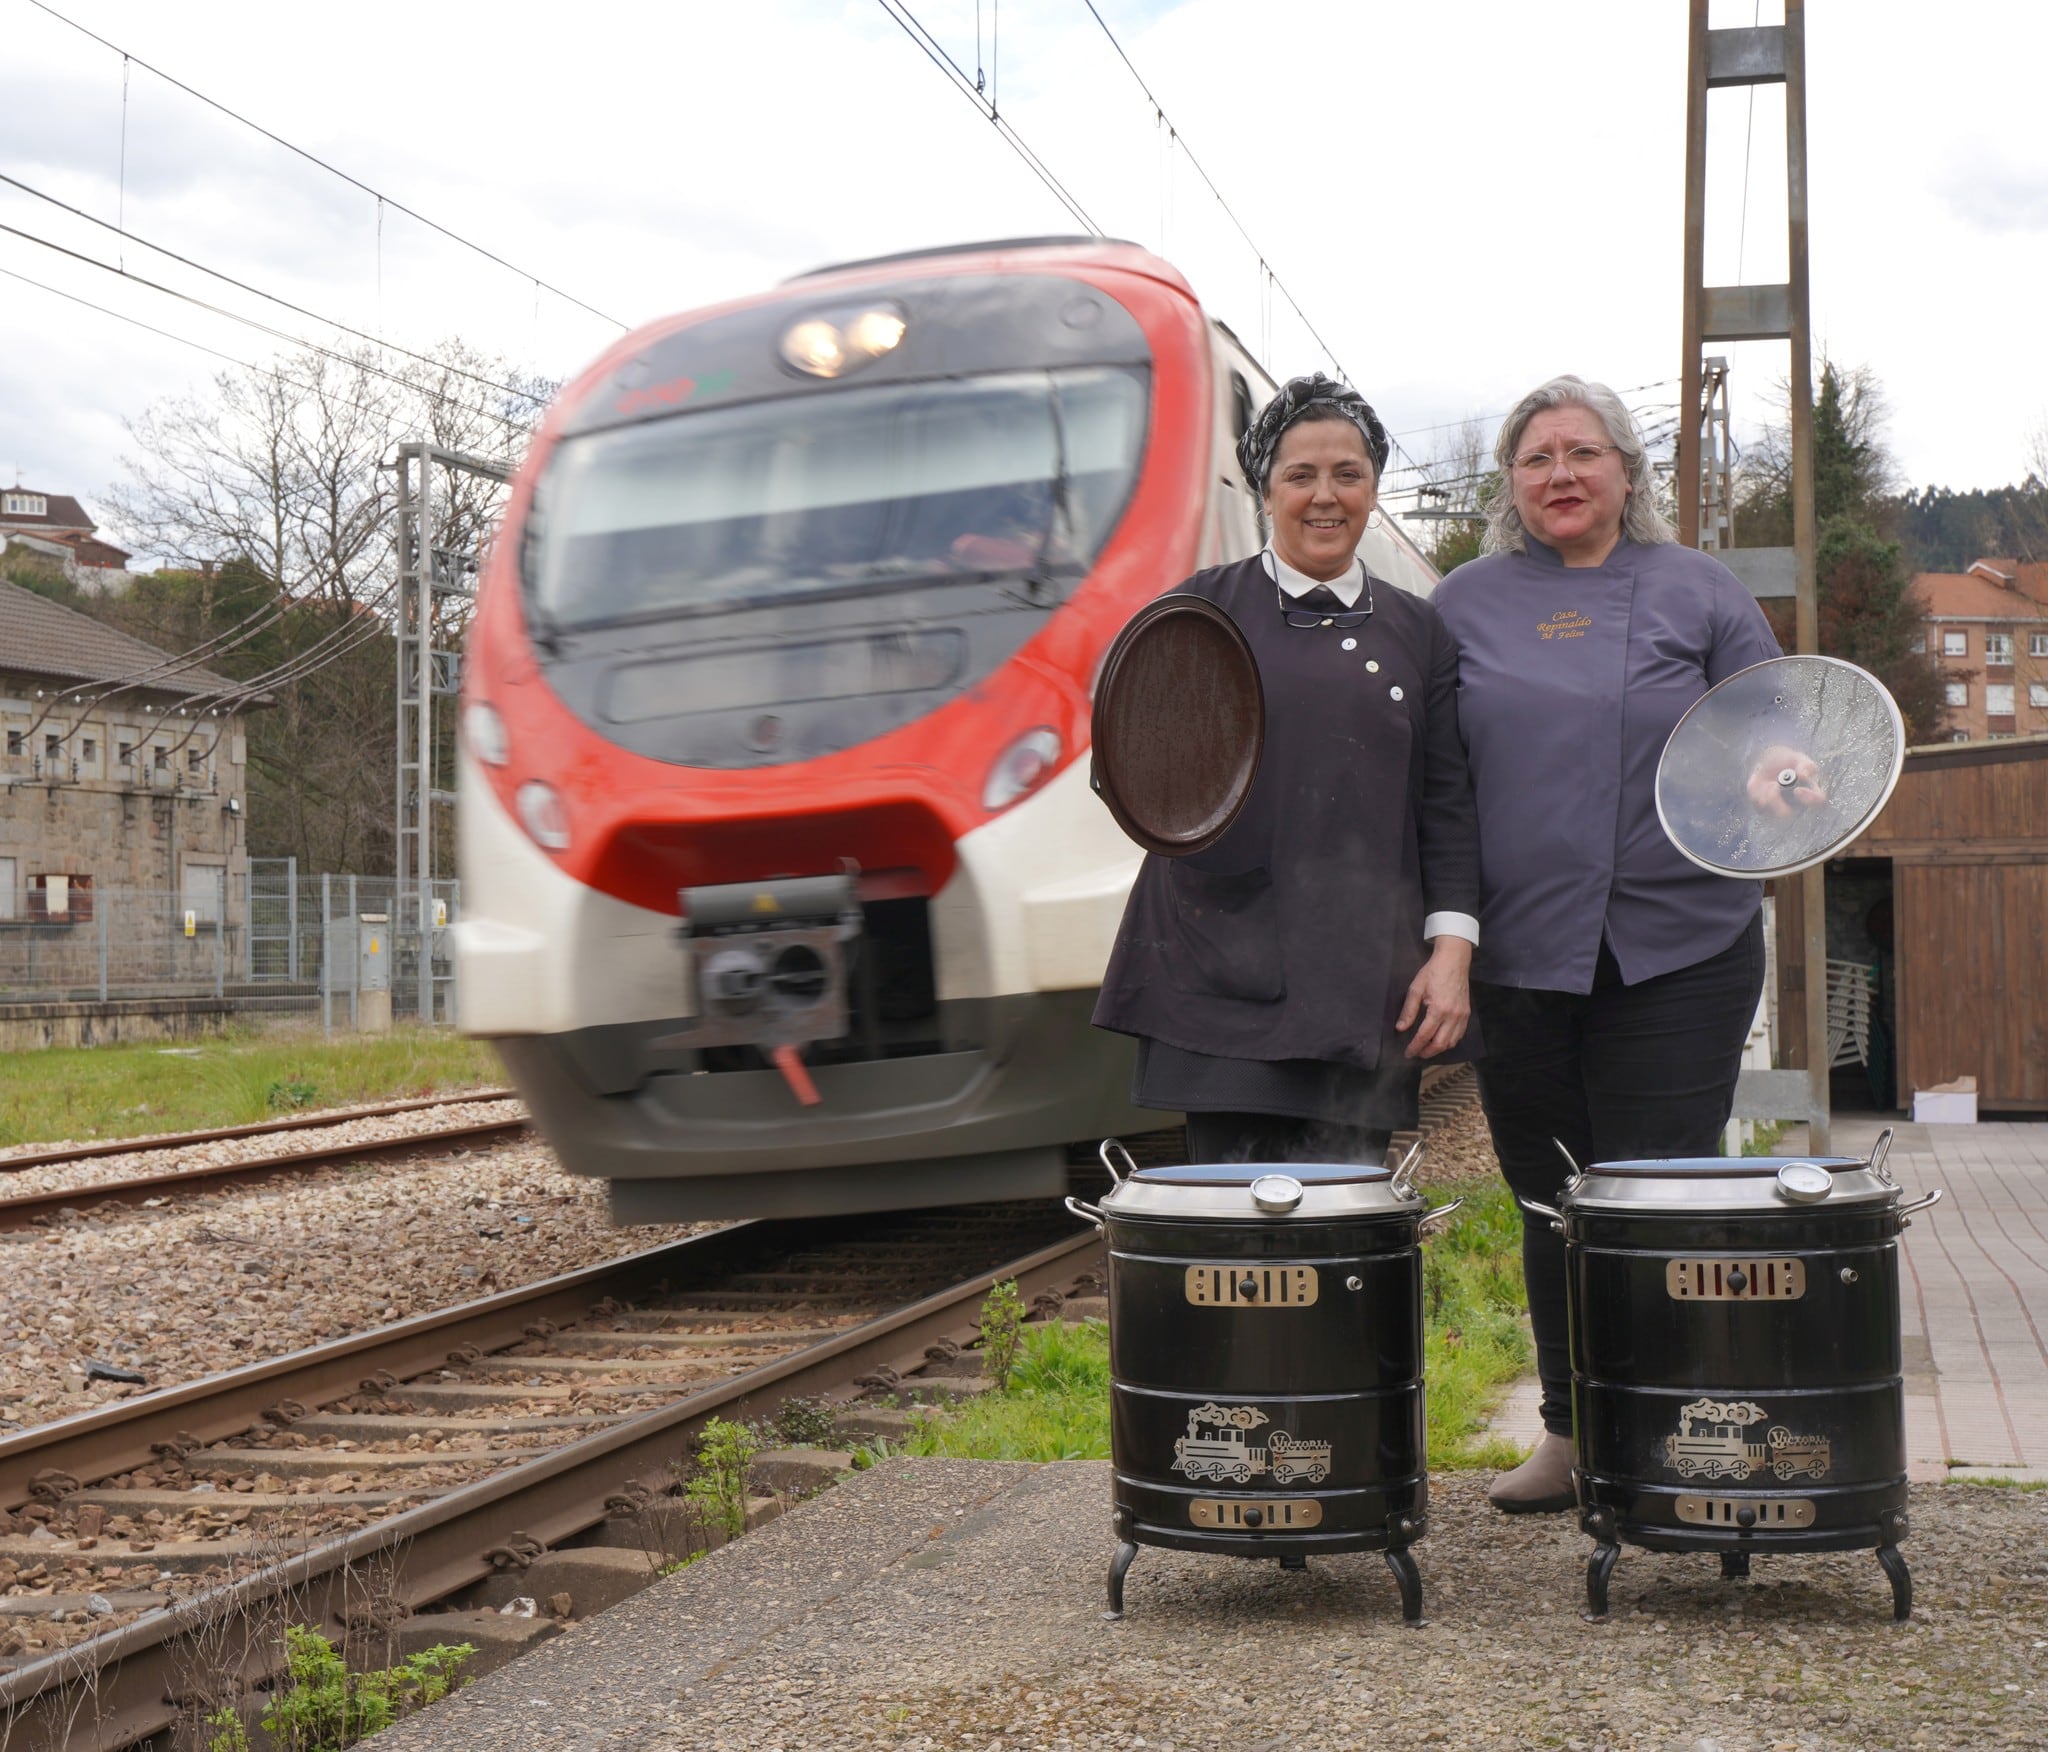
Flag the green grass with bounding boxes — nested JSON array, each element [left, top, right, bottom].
[[906, 1318, 1112, 1462], [1420, 1177, 1536, 1468], [908, 1179, 1534, 1470], [0, 1027, 506, 1148]]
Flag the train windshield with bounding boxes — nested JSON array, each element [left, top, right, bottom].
[[529, 366, 1149, 628]]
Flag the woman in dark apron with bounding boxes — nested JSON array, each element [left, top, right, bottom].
[[1094, 375, 1481, 1166]]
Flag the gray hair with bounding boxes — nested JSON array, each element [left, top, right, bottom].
[[1483, 374, 1675, 554]]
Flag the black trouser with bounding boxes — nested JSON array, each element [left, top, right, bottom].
[[1185, 1111, 1392, 1167], [1473, 912, 1765, 1436]]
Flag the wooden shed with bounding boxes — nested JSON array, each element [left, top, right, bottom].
[[1775, 733, 2048, 1112]]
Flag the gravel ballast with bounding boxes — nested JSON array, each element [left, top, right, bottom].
[[0, 1135, 701, 1430], [366, 1459, 2046, 1752]]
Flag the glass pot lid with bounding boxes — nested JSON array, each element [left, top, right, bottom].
[[1656, 655, 1905, 880]]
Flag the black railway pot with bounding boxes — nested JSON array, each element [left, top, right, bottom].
[[1070, 1149, 1461, 1627], [1537, 1137, 1941, 1624]]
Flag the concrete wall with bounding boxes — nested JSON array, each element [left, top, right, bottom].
[[0, 997, 234, 1050]]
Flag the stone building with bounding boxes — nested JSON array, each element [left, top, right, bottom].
[[1916, 557, 2048, 743], [0, 577, 257, 955]]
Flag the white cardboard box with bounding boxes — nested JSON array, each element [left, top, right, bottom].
[[1913, 1089, 1978, 1125]]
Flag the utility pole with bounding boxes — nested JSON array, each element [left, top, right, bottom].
[[392, 443, 511, 1026], [1677, 0, 1830, 1150]]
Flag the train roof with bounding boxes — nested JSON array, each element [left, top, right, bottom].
[[787, 236, 1146, 281]]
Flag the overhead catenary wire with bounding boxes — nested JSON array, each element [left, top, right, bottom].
[[1077, 0, 1362, 408], [25, 0, 627, 334], [0, 170, 548, 408], [872, 0, 1102, 235], [0, 219, 536, 433]]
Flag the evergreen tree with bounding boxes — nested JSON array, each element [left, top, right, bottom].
[[1736, 360, 1944, 734]]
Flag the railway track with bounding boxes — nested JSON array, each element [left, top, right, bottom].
[[0, 1201, 1103, 1749], [0, 1065, 1480, 1749], [0, 1095, 530, 1234]]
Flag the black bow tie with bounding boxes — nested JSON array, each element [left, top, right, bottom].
[[1291, 584, 1352, 612]]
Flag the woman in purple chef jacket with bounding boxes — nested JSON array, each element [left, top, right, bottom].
[[1430, 376, 1783, 1515]]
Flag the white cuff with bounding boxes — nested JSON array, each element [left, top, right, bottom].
[[1423, 911, 1480, 946]]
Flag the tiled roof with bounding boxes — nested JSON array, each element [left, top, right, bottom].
[[0, 578, 243, 696], [1916, 564, 2048, 622], [0, 491, 95, 532]]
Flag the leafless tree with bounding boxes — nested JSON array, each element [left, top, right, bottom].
[[96, 339, 546, 873]]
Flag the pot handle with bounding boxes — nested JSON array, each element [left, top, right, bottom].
[[1551, 1137, 1586, 1195], [1064, 1196, 1106, 1230], [1389, 1138, 1425, 1199], [1897, 1188, 1943, 1225], [1098, 1139, 1138, 1185], [1868, 1125, 1897, 1186], [1518, 1196, 1565, 1236], [1418, 1196, 1464, 1236]]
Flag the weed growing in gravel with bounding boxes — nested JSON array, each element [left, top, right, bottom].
[[772, 1397, 840, 1447], [686, 1416, 761, 1539], [202, 1625, 472, 1752], [977, 1279, 1027, 1388]]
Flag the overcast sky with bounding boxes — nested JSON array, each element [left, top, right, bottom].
[[2, 0, 2044, 558]]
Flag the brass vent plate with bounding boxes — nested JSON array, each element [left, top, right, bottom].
[[1189, 1497, 1323, 1530], [1666, 1258, 1806, 1301], [1674, 1494, 1815, 1528], [1185, 1265, 1319, 1308]]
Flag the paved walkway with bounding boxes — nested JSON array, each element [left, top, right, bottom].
[[1490, 1115, 2048, 1485]]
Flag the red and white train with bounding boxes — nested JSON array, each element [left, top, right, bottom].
[[456, 236, 1437, 1221]]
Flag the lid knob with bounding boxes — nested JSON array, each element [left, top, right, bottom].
[[1776, 1162, 1833, 1204], [1250, 1174, 1304, 1214]]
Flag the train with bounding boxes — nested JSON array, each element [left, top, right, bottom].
[[455, 236, 1439, 1222]]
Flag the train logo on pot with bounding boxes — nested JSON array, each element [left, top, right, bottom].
[[1170, 1403, 1332, 1486], [1663, 1397, 1832, 1483]]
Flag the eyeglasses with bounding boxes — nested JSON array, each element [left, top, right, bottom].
[[1511, 443, 1622, 477], [1278, 579, 1374, 629]]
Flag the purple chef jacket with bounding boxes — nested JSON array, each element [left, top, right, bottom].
[[1430, 535, 1781, 994]]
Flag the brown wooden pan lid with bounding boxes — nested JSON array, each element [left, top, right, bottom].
[[1091, 593, 1264, 858]]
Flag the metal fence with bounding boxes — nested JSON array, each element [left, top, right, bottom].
[[0, 862, 461, 1033]]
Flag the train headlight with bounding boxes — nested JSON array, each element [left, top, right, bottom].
[[465, 701, 509, 767], [983, 727, 1062, 812], [779, 302, 908, 378], [515, 780, 572, 852]]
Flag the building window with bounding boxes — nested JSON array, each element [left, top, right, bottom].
[[43, 734, 59, 761], [0, 856, 14, 920], [80, 738, 96, 761], [1990, 732, 2017, 740], [5, 731, 20, 757], [1, 492, 47, 517], [1987, 684, 2016, 715], [1986, 633, 2014, 666], [1943, 630, 1968, 656], [2031, 683, 2048, 709], [153, 746, 168, 772], [1945, 681, 1968, 707], [186, 746, 205, 772], [1909, 632, 1926, 654], [117, 741, 133, 765], [1950, 730, 1971, 743], [2033, 632, 2048, 658]]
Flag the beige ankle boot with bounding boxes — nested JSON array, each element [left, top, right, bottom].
[[1487, 1430, 1577, 1514]]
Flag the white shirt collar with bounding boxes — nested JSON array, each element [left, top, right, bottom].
[[1262, 545, 1365, 608]]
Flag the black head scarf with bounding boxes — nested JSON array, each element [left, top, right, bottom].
[[1236, 372, 1391, 495]]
